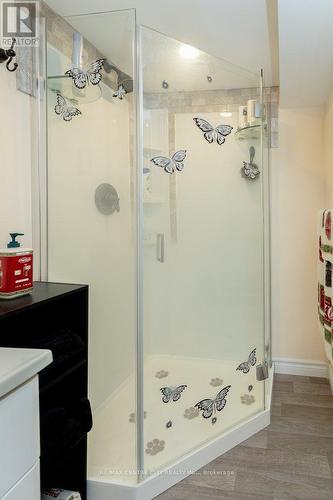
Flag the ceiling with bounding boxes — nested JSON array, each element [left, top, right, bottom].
[[278, 0, 333, 108], [45, 0, 333, 108], [45, 0, 277, 88], [65, 11, 260, 93], [139, 28, 259, 92]]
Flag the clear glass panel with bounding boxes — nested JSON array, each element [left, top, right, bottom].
[[45, 9, 138, 484], [140, 26, 265, 475]]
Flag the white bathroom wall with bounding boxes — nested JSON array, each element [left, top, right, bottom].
[[271, 106, 326, 364], [47, 76, 136, 410], [0, 66, 33, 250], [143, 102, 328, 368], [324, 89, 333, 206], [174, 111, 263, 362], [144, 109, 264, 363], [142, 107, 170, 359]]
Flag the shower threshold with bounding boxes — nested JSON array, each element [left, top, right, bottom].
[[87, 356, 273, 500]]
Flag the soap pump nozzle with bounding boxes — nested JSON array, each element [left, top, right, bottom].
[[7, 233, 24, 248]]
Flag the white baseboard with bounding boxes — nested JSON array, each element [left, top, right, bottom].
[[273, 357, 328, 378]]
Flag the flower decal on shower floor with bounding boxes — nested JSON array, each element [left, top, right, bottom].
[[193, 117, 233, 145], [151, 150, 187, 174], [65, 58, 105, 89], [155, 370, 169, 379], [54, 93, 81, 122], [210, 377, 224, 387], [195, 385, 231, 420], [184, 406, 199, 420], [160, 385, 187, 403], [145, 438, 165, 455], [236, 348, 257, 374], [241, 394, 255, 405]]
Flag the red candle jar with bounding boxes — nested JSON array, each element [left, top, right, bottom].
[[0, 233, 33, 299]]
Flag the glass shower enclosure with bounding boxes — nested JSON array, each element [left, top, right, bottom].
[[139, 26, 268, 478], [38, 5, 271, 497]]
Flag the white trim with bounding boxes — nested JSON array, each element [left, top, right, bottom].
[[87, 369, 273, 500], [273, 357, 328, 378]]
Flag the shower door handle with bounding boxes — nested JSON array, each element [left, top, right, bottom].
[[156, 233, 165, 263]]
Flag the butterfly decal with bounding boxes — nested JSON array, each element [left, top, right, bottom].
[[236, 348, 257, 374], [65, 58, 105, 89], [151, 150, 187, 174], [241, 146, 260, 180], [241, 161, 260, 180], [113, 84, 126, 100], [160, 385, 187, 403], [195, 385, 231, 419], [193, 118, 233, 145], [54, 93, 81, 122]]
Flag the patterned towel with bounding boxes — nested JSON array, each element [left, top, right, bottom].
[[318, 210, 333, 367]]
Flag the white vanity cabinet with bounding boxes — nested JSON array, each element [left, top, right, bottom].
[[2, 462, 40, 500], [0, 348, 52, 500]]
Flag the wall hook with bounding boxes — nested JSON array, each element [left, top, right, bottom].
[[0, 38, 18, 73]]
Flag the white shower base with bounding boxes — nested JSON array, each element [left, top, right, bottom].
[[88, 356, 272, 500]]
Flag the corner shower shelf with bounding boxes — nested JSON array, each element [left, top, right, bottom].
[[234, 124, 261, 141]]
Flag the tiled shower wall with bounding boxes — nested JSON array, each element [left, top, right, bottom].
[[144, 86, 279, 148]]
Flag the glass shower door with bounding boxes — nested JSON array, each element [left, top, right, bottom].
[[45, 9, 138, 484], [140, 26, 267, 476]]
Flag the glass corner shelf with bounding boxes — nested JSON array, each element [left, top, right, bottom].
[[234, 124, 261, 141]]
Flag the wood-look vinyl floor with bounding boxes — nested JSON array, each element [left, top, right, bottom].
[[157, 374, 333, 499]]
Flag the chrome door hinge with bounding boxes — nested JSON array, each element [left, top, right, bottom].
[[256, 361, 269, 381]]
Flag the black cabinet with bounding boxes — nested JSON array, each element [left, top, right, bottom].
[[0, 281, 91, 499]]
